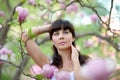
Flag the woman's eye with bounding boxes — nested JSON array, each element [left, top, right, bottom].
[[63, 31, 69, 34], [53, 32, 59, 36]]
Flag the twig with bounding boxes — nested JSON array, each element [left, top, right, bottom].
[[108, 0, 114, 30], [0, 59, 19, 68], [76, 32, 120, 51], [77, 1, 109, 28]]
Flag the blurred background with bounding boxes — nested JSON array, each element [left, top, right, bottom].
[[0, 0, 120, 80]]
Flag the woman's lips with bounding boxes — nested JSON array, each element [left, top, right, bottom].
[[59, 42, 66, 45]]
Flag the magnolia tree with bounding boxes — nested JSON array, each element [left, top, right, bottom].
[[0, 0, 120, 80]]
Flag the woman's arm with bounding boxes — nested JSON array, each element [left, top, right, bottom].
[[71, 45, 87, 80], [22, 24, 50, 68]]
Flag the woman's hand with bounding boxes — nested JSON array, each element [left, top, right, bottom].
[[21, 24, 51, 43], [21, 31, 29, 43], [71, 45, 79, 62], [71, 45, 87, 80]]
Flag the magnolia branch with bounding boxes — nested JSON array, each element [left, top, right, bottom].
[[77, 0, 114, 30], [76, 32, 120, 51], [37, 1, 77, 23], [0, 59, 19, 68], [79, 2, 107, 25], [0, 59, 37, 79], [37, 32, 120, 51], [108, 0, 114, 29], [0, 1, 25, 46]]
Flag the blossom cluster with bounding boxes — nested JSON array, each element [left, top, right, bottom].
[[30, 64, 71, 80], [0, 47, 15, 65], [81, 57, 116, 80], [30, 57, 116, 80]]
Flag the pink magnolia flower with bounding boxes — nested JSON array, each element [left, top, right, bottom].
[[90, 14, 98, 23], [66, 3, 79, 13], [81, 58, 116, 80], [60, 3, 66, 9], [0, 47, 12, 55], [54, 70, 70, 80], [15, 6, 28, 24], [84, 39, 94, 48], [0, 47, 15, 65], [45, 0, 52, 5], [0, 10, 4, 17], [30, 64, 42, 74], [30, 64, 42, 80], [86, 58, 107, 80], [42, 64, 58, 79], [27, 0, 36, 6]]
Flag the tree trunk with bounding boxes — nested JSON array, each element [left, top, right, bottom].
[[12, 55, 29, 80]]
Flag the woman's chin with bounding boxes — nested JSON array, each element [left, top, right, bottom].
[[58, 46, 71, 50]]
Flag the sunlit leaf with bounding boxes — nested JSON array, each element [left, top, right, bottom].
[[28, 27, 37, 39], [82, 0, 89, 5], [21, 0, 27, 3], [35, 74, 47, 80]]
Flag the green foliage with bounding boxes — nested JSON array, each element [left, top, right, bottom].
[[28, 27, 37, 39], [0, 0, 120, 80], [21, 0, 27, 3], [35, 74, 47, 80], [115, 53, 120, 64], [2, 74, 12, 80]]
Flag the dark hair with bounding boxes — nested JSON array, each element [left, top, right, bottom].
[[49, 19, 90, 68]]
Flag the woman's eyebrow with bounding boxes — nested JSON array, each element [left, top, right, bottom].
[[54, 30, 59, 32]]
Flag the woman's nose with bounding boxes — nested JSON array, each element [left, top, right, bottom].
[[59, 33, 64, 39]]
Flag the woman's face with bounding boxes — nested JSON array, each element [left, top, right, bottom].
[[52, 29, 75, 50]]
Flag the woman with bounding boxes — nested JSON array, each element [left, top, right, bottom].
[[22, 19, 90, 80]]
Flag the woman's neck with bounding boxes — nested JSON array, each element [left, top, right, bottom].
[[57, 47, 71, 61], [57, 48, 74, 72]]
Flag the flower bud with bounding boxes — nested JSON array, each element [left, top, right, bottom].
[[27, 0, 36, 6], [15, 6, 28, 24]]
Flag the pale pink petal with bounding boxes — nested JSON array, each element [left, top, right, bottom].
[[90, 14, 98, 23], [30, 64, 42, 74], [16, 6, 28, 23], [0, 10, 4, 17]]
